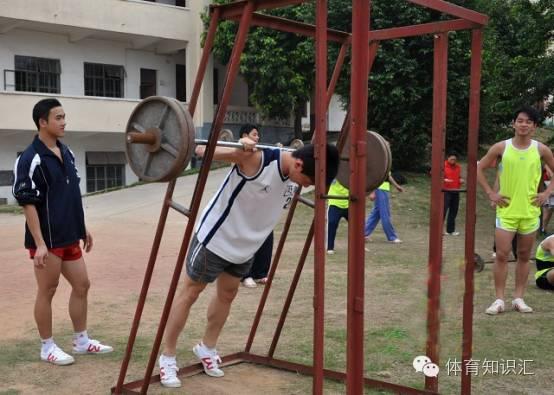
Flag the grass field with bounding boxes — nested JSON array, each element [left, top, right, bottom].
[[1, 166, 553, 394]]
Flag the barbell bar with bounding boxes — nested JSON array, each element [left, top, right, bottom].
[[126, 133, 302, 153]]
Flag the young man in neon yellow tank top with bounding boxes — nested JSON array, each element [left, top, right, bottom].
[[477, 106, 554, 315]]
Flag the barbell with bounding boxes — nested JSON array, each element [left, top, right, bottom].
[[125, 96, 304, 182], [125, 96, 391, 193]]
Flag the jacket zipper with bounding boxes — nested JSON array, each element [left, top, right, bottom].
[[38, 166, 53, 248]]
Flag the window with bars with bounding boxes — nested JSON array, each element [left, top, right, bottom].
[[85, 152, 126, 193], [14, 55, 61, 93], [84, 63, 125, 98]]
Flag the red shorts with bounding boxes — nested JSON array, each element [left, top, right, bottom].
[[28, 242, 82, 261]]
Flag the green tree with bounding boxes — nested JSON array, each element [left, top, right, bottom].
[[206, 0, 315, 139], [204, 0, 554, 169]]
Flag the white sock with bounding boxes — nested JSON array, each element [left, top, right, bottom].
[[73, 330, 89, 346], [41, 337, 54, 354], [200, 342, 216, 354], [161, 354, 176, 363]]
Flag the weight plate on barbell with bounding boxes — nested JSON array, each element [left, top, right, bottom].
[[335, 130, 391, 194], [289, 138, 305, 150], [125, 96, 195, 182]]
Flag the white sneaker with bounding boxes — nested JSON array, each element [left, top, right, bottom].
[[41, 344, 75, 366], [242, 277, 257, 288], [193, 343, 224, 377], [445, 231, 460, 236], [485, 299, 505, 315], [159, 355, 181, 388], [512, 298, 533, 313], [389, 238, 402, 244], [327, 250, 335, 255], [72, 339, 113, 354]]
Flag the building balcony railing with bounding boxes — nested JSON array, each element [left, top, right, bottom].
[[223, 105, 293, 128]]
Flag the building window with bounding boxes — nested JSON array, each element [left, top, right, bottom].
[[0, 170, 14, 187], [84, 63, 125, 98], [86, 152, 126, 193], [140, 68, 157, 99], [14, 55, 61, 93], [176, 64, 186, 101]]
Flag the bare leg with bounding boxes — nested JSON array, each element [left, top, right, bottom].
[[61, 257, 90, 332], [546, 269, 554, 285], [162, 275, 207, 356], [33, 254, 63, 339], [513, 232, 535, 299], [493, 228, 516, 300], [202, 272, 241, 348]]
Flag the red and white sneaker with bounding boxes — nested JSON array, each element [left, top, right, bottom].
[[72, 339, 113, 354], [159, 355, 181, 388], [193, 343, 224, 377], [41, 344, 75, 366]]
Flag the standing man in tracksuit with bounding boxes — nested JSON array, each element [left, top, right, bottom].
[[13, 98, 112, 366]]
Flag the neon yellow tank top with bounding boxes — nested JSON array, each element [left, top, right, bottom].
[[535, 241, 554, 262], [328, 180, 349, 209], [497, 139, 541, 219]]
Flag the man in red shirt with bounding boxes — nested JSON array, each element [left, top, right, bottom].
[[444, 152, 464, 235]]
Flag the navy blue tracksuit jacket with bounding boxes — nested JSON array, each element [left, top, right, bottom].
[[12, 135, 86, 249]]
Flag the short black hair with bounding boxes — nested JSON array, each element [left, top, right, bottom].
[[32, 98, 62, 130], [446, 151, 457, 158], [292, 143, 339, 186], [239, 123, 259, 138], [513, 105, 540, 125]]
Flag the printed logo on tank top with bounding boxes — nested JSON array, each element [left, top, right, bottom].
[[283, 184, 296, 209]]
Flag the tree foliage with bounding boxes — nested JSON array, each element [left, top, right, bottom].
[[205, 0, 554, 169]]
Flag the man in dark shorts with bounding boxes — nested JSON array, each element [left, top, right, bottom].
[[157, 129, 339, 388], [12, 98, 112, 365]]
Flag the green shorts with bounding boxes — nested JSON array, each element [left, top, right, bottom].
[[495, 216, 539, 235]]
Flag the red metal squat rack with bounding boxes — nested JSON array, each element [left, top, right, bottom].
[[112, 1, 488, 394]]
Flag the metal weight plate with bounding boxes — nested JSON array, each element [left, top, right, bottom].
[[125, 96, 194, 182], [289, 138, 305, 150], [373, 131, 392, 178], [219, 129, 234, 142], [335, 130, 391, 194]]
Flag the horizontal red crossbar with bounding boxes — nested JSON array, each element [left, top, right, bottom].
[[222, 12, 480, 44], [408, 0, 488, 25], [212, 0, 306, 19]]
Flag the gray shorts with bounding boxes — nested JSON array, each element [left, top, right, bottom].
[[186, 234, 253, 283]]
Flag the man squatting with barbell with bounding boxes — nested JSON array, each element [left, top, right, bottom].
[[157, 129, 340, 388]]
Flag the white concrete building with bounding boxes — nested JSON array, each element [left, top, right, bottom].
[[0, 0, 346, 205]]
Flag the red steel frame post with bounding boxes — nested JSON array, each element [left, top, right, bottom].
[[461, 29, 483, 395], [425, 32, 449, 393], [112, 8, 221, 395], [347, 1, 370, 394], [131, 3, 255, 394], [313, 1, 328, 393]]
